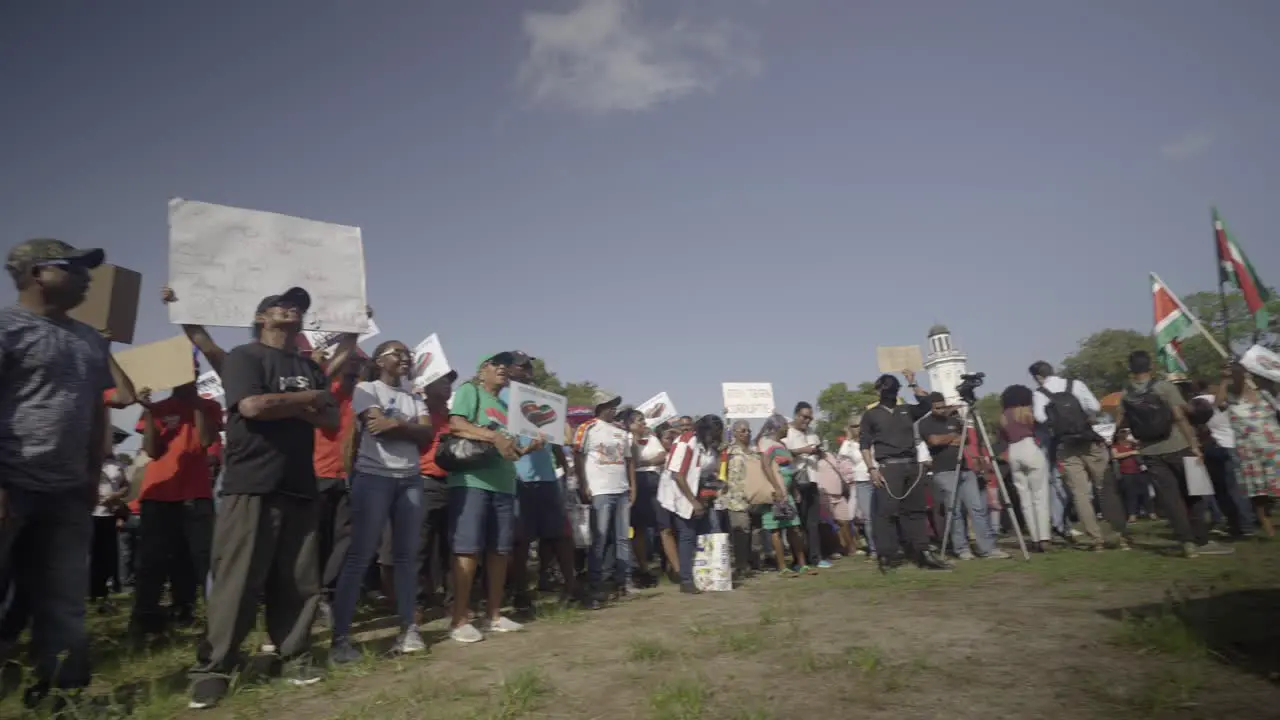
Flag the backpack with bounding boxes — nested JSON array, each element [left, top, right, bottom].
[[1037, 380, 1095, 441], [1122, 380, 1174, 444]]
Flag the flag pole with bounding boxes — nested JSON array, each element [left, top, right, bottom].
[[1212, 207, 1233, 351], [1150, 272, 1230, 359]]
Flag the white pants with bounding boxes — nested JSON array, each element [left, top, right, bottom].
[[1008, 437, 1051, 542]]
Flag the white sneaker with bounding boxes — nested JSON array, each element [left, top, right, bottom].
[[260, 643, 277, 654], [450, 623, 484, 644], [956, 549, 975, 560], [394, 626, 427, 654], [980, 549, 1012, 559], [486, 616, 523, 633]]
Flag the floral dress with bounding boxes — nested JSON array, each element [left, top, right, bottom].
[[757, 439, 800, 530], [1226, 390, 1280, 498], [719, 444, 753, 513]]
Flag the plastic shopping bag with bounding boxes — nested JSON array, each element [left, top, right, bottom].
[[693, 532, 732, 592], [572, 504, 592, 549]]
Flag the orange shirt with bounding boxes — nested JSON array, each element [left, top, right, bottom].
[[313, 377, 356, 480], [419, 407, 451, 478], [133, 396, 223, 505]]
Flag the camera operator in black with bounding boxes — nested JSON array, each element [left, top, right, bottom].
[[858, 371, 952, 571]]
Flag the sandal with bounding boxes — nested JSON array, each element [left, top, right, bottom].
[[779, 569, 799, 578]]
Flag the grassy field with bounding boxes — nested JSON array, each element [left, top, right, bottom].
[[4, 522, 1280, 719]]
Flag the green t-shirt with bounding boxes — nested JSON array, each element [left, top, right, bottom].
[[1128, 379, 1190, 456], [447, 382, 517, 495]]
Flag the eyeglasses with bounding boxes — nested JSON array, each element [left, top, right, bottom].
[[378, 349, 411, 360]]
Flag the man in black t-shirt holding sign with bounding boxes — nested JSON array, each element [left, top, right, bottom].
[[189, 287, 338, 710]]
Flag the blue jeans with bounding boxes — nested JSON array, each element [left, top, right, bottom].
[[589, 493, 632, 586], [854, 482, 876, 555], [932, 470, 997, 555], [671, 512, 702, 586], [1205, 447, 1255, 535], [331, 472, 424, 636]]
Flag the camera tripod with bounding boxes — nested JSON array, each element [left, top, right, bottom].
[[936, 403, 1031, 561]]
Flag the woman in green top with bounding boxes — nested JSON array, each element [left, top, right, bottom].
[[755, 414, 812, 576], [445, 352, 542, 644]]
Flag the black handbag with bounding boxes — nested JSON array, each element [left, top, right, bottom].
[[433, 382, 501, 473]]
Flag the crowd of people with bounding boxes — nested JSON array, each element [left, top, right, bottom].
[[1, 238, 1277, 713]]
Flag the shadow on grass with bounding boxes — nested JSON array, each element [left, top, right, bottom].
[[1100, 588, 1280, 685]]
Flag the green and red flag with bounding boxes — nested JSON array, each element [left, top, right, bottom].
[[1214, 207, 1271, 332], [1152, 274, 1193, 373]]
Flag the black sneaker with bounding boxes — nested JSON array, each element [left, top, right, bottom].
[[679, 583, 701, 595], [917, 551, 953, 571], [188, 676, 229, 710], [283, 657, 324, 687]]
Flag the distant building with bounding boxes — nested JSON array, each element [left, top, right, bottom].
[[924, 324, 968, 405]]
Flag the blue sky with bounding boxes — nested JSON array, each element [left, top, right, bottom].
[[3, 0, 1278, 445]]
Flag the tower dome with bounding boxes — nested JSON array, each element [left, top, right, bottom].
[[924, 323, 968, 405], [928, 323, 950, 337]]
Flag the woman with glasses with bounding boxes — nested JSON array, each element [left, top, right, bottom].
[[330, 341, 437, 662]]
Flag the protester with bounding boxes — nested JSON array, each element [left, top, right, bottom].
[[784, 402, 829, 568], [630, 412, 669, 584], [721, 420, 763, 578], [91, 439, 132, 612], [918, 394, 1008, 560], [414, 370, 458, 611], [837, 417, 875, 558], [1216, 361, 1279, 538], [189, 287, 337, 709], [1115, 351, 1232, 558], [756, 415, 809, 577], [658, 415, 725, 592], [573, 391, 636, 599], [330, 340, 436, 662], [1189, 380, 1253, 536], [0, 239, 112, 709], [1001, 385, 1052, 551], [313, 354, 363, 625]]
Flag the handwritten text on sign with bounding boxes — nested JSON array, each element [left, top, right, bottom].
[[506, 381, 568, 445], [167, 198, 370, 333], [302, 318, 381, 357], [722, 382, 775, 419]]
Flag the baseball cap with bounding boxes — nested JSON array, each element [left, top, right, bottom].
[[591, 389, 622, 409], [6, 238, 104, 275], [255, 287, 311, 315], [509, 350, 536, 367], [476, 351, 515, 371]]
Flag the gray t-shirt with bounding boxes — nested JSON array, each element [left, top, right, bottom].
[[0, 306, 113, 492], [351, 379, 425, 478]]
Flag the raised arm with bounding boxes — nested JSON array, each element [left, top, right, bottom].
[[162, 286, 226, 374]]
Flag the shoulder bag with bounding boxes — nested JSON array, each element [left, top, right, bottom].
[[435, 383, 502, 473]]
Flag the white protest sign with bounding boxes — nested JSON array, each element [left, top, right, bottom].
[[302, 318, 380, 358], [1240, 344, 1280, 385], [411, 333, 452, 390], [722, 382, 775, 419], [196, 371, 224, 401], [637, 392, 678, 428], [167, 198, 370, 333], [506, 382, 568, 444]]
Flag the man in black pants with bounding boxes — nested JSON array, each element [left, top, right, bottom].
[[858, 371, 951, 571], [188, 287, 339, 709], [785, 402, 826, 566]]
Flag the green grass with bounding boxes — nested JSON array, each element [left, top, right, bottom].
[[627, 638, 674, 663], [648, 679, 708, 720]]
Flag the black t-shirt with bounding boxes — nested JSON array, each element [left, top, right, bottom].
[[858, 398, 930, 461], [221, 342, 327, 497], [917, 413, 965, 471]]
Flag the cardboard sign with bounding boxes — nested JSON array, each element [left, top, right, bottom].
[[1240, 344, 1280, 385], [410, 333, 452, 390], [637, 392, 678, 428], [301, 318, 380, 357], [68, 263, 142, 344], [167, 198, 370, 333], [722, 382, 775, 419], [113, 335, 198, 393], [876, 345, 924, 373], [506, 381, 568, 444], [196, 371, 224, 401]]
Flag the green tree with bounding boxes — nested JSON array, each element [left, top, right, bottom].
[[1175, 289, 1280, 381], [563, 382, 600, 407], [815, 381, 878, 448], [972, 393, 1003, 437], [1059, 329, 1154, 394], [528, 358, 599, 407]]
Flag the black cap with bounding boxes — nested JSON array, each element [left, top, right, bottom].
[[509, 350, 536, 367], [255, 286, 311, 315], [7, 238, 104, 275]]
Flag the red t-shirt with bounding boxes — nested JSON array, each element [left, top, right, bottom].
[[133, 396, 223, 505], [1113, 440, 1141, 475], [418, 407, 451, 479], [313, 377, 356, 480]]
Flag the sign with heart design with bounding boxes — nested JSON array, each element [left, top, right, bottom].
[[636, 392, 678, 428], [506, 381, 568, 444], [410, 333, 452, 390], [1241, 344, 1280, 385], [197, 370, 225, 401]]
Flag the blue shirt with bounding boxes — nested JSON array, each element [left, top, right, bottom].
[[500, 387, 559, 483]]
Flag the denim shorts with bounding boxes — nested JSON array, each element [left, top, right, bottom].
[[516, 482, 568, 541], [449, 486, 516, 555]]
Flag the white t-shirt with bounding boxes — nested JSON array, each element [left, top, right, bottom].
[[95, 461, 128, 517], [576, 419, 631, 496], [837, 439, 871, 482], [1193, 394, 1236, 449], [784, 427, 821, 476], [635, 435, 666, 473], [352, 379, 427, 478], [659, 436, 719, 520]]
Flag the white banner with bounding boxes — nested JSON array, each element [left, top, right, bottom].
[[411, 333, 452, 390], [302, 318, 380, 357], [167, 198, 370, 333], [722, 382, 775, 419], [1240, 344, 1280, 385], [506, 381, 568, 445], [636, 392, 678, 428], [196, 371, 224, 401]]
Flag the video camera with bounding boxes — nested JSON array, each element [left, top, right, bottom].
[[956, 372, 986, 405]]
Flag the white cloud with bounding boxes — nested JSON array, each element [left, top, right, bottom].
[[518, 0, 759, 114], [1160, 131, 1214, 159]]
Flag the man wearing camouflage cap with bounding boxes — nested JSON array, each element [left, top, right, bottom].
[[0, 238, 112, 708]]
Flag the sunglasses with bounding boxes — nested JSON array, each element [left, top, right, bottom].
[[378, 348, 411, 360]]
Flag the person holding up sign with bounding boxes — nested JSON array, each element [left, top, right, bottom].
[[189, 288, 338, 710]]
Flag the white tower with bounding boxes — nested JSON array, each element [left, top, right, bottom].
[[924, 324, 968, 405]]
